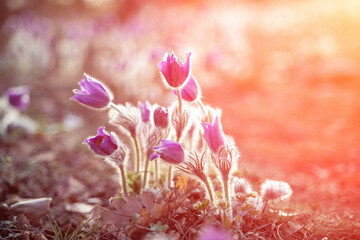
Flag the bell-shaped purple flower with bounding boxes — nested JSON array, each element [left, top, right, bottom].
[[138, 101, 150, 123], [150, 139, 185, 165], [172, 75, 199, 102], [83, 126, 118, 156], [6, 86, 30, 111], [153, 106, 168, 128], [72, 74, 112, 109], [158, 52, 191, 88], [202, 116, 226, 153]]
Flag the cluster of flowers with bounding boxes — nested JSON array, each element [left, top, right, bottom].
[[71, 52, 292, 233]]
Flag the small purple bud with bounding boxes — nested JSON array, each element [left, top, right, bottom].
[[202, 116, 226, 154], [138, 101, 150, 123], [158, 52, 191, 88], [153, 106, 168, 128], [83, 126, 118, 156], [6, 86, 30, 111], [71, 74, 112, 109], [172, 75, 199, 102], [150, 139, 185, 165]]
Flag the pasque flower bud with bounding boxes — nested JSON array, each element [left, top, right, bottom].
[[150, 139, 185, 165], [72, 74, 112, 109], [83, 126, 118, 156], [158, 52, 191, 88]]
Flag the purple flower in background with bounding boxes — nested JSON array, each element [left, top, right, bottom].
[[197, 224, 233, 240], [150, 139, 185, 164], [158, 52, 191, 88], [172, 75, 199, 102], [153, 106, 168, 128], [72, 74, 112, 109], [84, 126, 118, 156], [202, 116, 226, 153], [138, 101, 150, 123], [6, 86, 30, 111]]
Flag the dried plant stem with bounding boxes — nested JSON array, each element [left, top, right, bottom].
[[119, 165, 128, 196], [203, 176, 214, 203], [176, 88, 182, 114], [143, 157, 150, 188]]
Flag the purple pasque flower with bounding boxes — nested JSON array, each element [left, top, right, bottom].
[[158, 52, 191, 88], [150, 139, 185, 165], [153, 106, 168, 128], [6, 86, 30, 111], [138, 101, 150, 123], [202, 116, 226, 154], [83, 126, 118, 156], [197, 224, 233, 240], [72, 74, 112, 109], [172, 75, 199, 102]]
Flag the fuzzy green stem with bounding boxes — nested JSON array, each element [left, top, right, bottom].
[[168, 165, 172, 188], [176, 88, 182, 114], [203, 176, 214, 203], [155, 159, 159, 185], [143, 157, 150, 188], [119, 165, 128, 196]]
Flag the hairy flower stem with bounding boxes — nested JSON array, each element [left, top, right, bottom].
[[223, 176, 232, 221], [176, 88, 182, 114], [143, 157, 150, 188], [203, 176, 214, 203], [119, 165, 128, 196], [132, 136, 141, 173], [155, 159, 159, 185], [197, 100, 207, 117], [168, 166, 172, 188]]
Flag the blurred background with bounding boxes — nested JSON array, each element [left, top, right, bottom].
[[1, 0, 360, 212]]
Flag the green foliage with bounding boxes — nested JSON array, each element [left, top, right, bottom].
[[48, 216, 97, 240], [126, 171, 142, 194]]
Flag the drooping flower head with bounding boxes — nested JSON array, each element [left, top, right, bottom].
[[6, 86, 30, 111], [109, 103, 139, 137], [72, 74, 112, 109], [202, 116, 226, 154], [197, 224, 233, 240], [153, 106, 168, 129], [138, 101, 150, 123], [150, 139, 185, 165], [260, 180, 293, 202], [172, 75, 200, 102], [233, 178, 252, 195], [158, 52, 191, 88], [83, 126, 118, 156]]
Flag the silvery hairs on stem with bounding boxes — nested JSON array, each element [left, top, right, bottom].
[[109, 102, 140, 137]]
